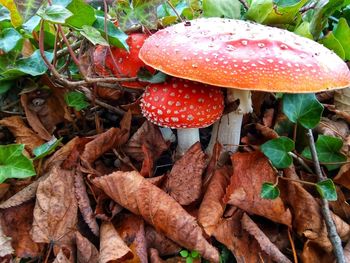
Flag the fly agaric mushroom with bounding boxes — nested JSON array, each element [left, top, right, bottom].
[[139, 18, 350, 155], [140, 77, 224, 155], [94, 33, 154, 88]]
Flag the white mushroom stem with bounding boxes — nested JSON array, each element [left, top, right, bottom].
[[206, 89, 253, 155], [176, 128, 200, 156]]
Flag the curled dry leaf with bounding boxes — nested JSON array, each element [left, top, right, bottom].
[[0, 223, 14, 257], [81, 128, 123, 167], [20, 88, 66, 141], [43, 137, 83, 172], [75, 172, 99, 236], [31, 166, 77, 247], [149, 248, 166, 263], [315, 117, 349, 139], [213, 208, 268, 263], [241, 213, 292, 263], [99, 221, 133, 263], [125, 121, 169, 163], [256, 123, 279, 140], [96, 87, 123, 101], [0, 116, 45, 154], [0, 172, 48, 209], [93, 171, 219, 262], [95, 193, 123, 221], [334, 163, 350, 190], [75, 232, 99, 263], [263, 108, 275, 128], [115, 213, 147, 263], [283, 167, 350, 252], [145, 225, 181, 256], [198, 166, 231, 236], [0, 201, 42, 258], [301, 241, 334, 263], [329, 187, 350, 222], [224, 151, 292, 226], [53, 249, 70, 263], [165, 142, 206, 205]]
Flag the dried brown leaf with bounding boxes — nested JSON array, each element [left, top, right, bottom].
[[93, 171, 219, 262], [241, 213, 292, 263], [256, 123, 279, 140], [53, 249, 70, 263], [0, 116, 44, 153], [198, 166, 231, 236], [95, 193, 123, 221], [81, 128, 122, 166], [301, 241, 334, 263], [76, 232, 99, 263], [0, 224, 14, 257], [165, 142, 206, 205], [115, 214, 147, 263], [334, 163, 350, 190], [149, 248, 166, 263], [329, 187, 350, 222], [145, 225, 181, 256], [0, 201, 42, 258], [283, 167, 349, 252], [99, 221, 133, 263], [20, 88, 66, 140], [316, 117, 349, 138], [263, 108, 275, 127], [75, 172, 99, 236], [224, 151, 292, 226], [125, 121, 169, 162], [213, 208, 267, 263], [43, 137, 83, 172], [0, 184, 9, 200], [96, 87, 123, 101], [31, 166, 77, 247]]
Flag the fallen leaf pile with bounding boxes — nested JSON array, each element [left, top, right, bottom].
[[1, 77, 350, 263]]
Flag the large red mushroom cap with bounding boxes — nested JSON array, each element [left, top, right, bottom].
[[140, 78, 224, 128], [139, 18, 350, 93], [94, 33, 155, 88]]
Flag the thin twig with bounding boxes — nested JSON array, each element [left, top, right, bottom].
[[289, 152, 314, 174], [56, 40, 82, 59], [307, 129, 345, 263], [287, 228, 298, 263], [238, 0, 250, 10], [167, 0, 184, 22]]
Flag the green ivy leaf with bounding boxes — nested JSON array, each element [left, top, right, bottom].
[[294, 21, 313, 39], [190, 251, 200, 258], [309, 0, 345, 39], [282, 93, 324, 129], [245, 0, 273, 24], [14, 0, 43, 22], [319, 31, 345, 59], [260, 182, 280, 199], [333, 17, 350, 60], [180, 250, 189, 258], [137, 70, 166, 84], [66, 0, 95, 28], [316, 179, 337, 201], [0, 144, 36, 183], [80, 25, 108, 46], [260, 137, 294, 168], [302, 135, 347, 171], [93, 11, 129, 50], [64, 91, 89, 111], [0, 28, 23, 53], [37, 4, 73, 23], [33, 137, 62, 160], [22, 15, 41, 33], [1, 50, 53, 80], [186, 258, 193, 263], [203, 0, 241, 19]]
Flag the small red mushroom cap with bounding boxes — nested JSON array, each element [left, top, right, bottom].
[[139, 18, 350, 93], [140, 78, 224, 128], [94, 33, 155, 88]]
